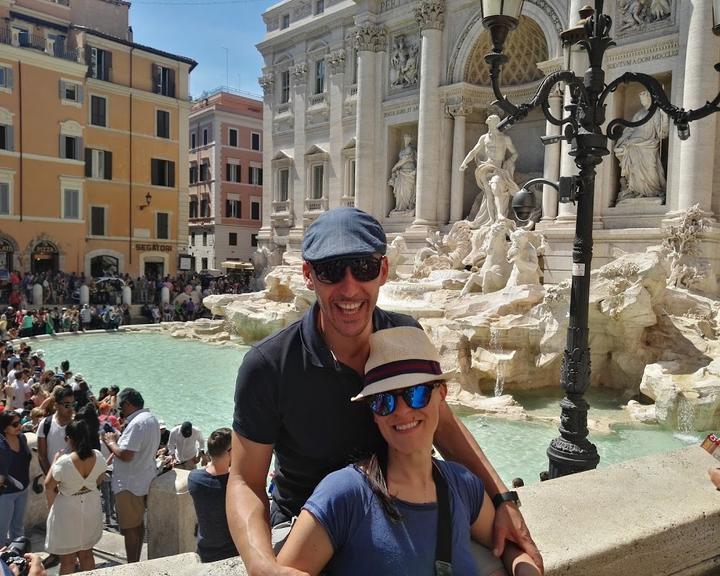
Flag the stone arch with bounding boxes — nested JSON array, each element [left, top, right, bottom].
[[85, 248, 125, 277], [464, 16, 548, 86], [0, 232, 19, 253], [447, 1, 564, 85]]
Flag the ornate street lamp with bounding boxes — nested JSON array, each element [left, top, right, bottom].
[[481, 0, 720, 478]]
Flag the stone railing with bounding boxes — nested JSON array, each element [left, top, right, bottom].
[[309, 93, 326, 107], [340, 195, 356, 208], [277, 103, 291, 114], [304, 197, 327, 213], [272, 200, 290, 214]]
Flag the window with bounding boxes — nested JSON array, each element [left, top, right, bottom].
[[229, 232, 237, 246], [60, 135, 82, 160], [151, 159, 175, 187], [189, 163, 198, 184], [251, 201, 260, 220], [202, 232, 207, 246], [229, 128, 238, 147], [85, 149, 112, 180], [278, 168, 289, 201], [201, 257, 208, 269], [0, 66, 12, 91], [62, 188, 80, 219], [249, 166, 263, 186], [315, 0, 324, 13], [190, 232, 195, 245], [251, 234, 258, 247], [352, 49, 358, 84], [157, 110, 170, 139], [312, 164, 324, 199], [13, 27, 29, 47], [200, 198, 210, 217], [154, 65, 175, 98], [190, 132, 197, 149], [226, 163, 241, 183], [203, 128, 208, 146], [189, 198, 198, 218], [348, 159, 356, 197], [226, 199, 241, 218], [90, 206, 105, 236], [0, 125, 14, 151], [280, 70, 290, 104], [157, 212, 169, 239], [90, 95, 106, 127], [315, 60, 325, 95], [0, 182, 9, 215], [88, 47, 112, 81], [251, 132, 261, 151], [281, 13, 290, 29], [59, 80, 81, 103], [200, 160, 210, 182]]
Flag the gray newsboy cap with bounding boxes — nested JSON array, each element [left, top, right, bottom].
[[301, 207, 387, 262]]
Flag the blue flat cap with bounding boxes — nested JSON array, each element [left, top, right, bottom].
[[302, 207, 387, 262]]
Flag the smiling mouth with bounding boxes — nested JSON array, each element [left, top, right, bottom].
[[335, 302, 363, 314], [394, 420, 420, 432]]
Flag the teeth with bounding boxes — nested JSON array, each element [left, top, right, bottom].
[[337, 302, 362, 311], [395, 421, 419, 431]]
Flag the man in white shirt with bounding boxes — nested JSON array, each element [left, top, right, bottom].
[[167, 421, 206, 470], [9, 369, 31, 410], [102, 388, 160, 564], [37, 385, 75, 474]]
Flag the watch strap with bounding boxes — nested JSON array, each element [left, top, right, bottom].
[[492, 490, 520, 509]]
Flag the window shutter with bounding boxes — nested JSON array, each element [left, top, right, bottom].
[[237, 165, 242, 183], [77, 85, 83, 103], [59, 135, 66, 159], [76, 137, 83, 160], [226, 163, 231, 182], [259, 168, 263, 186], [105, 51, 112, 80], [105, 151, 112, 180], [85, 148, 92, 177], [151, 159, 159, 185], [59, 80, 65, 100], [6, 68, 12, 90], [168, 161, 175, 188], [154, 64, 162, 94], [169, 69, 176, 98], [225, 200, 231, 217], [6, 126, 12, 151]]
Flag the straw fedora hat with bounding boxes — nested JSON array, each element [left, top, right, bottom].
[[351, 326, 454, 402]]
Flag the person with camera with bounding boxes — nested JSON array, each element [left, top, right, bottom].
[[44, 419, 106, 575], [0, 411, 31, 547], [1, 537, 46, 576]]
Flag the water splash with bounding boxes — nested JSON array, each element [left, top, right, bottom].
[[676, 393, 696, 433], [490, 327, 504, 397]]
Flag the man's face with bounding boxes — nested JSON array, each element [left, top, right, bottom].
[[56, 395, 74, 418], [303, 255, 388, 341]]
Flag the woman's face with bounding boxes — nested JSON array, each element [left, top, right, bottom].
[[3, 417, 22, 437], [373, 382, 446, 456]]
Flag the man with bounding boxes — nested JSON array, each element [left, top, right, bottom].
[[37, 385, 74, 474], [228, 207, 543, 575], [167, 421, 205, 470], [187, 427, 238, 562], [8, 370, 30, 411], [102, 388, 160, 563]]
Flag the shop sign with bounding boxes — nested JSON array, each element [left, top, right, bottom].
[[33, 241, 58, 254], [136, 243, 173, 252]]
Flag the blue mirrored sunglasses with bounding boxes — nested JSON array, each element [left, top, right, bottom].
[[367, 382, 440, 416]]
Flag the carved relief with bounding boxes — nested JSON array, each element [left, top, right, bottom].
[[389, 34, 419, 89], [327, 50, 346, 75], [446, 98, 472, 118], [259, 73, 275, 97], [414, 0, 445, 31], [617, 0, 673, 36], [290, 62, 308, 84], [351, 25, 387, 52]]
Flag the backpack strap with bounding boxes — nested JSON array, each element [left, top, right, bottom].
[[432, 461, 453, 575], [42, 415, 52, 436]]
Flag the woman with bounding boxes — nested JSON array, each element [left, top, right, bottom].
[[387, 133, 417, 213], [44, 419, 107, 574], [279, 327, 540, 576], [0, 410, 32, 546]]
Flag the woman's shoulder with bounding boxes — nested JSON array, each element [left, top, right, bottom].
[[435, 459, 484, 491], [310, 464, 370, 504]]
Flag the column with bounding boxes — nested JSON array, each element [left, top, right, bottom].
[[352, 25, 386, 215], [258, 72, 275, 245], [448, 100, 472, 222], [540, 89, 562, 222], [289, 62, 308, 246], [438, 109, 453, 224], [328, 50, 346, 207], [412, 0, 445, 229], [675, 0, 718, 214]]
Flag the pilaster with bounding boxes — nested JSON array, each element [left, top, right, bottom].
[[328, 50, 346, 208], [448, 100, 472, 223]]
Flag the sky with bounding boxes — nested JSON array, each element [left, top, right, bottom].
[[128, 0, 275, 99]]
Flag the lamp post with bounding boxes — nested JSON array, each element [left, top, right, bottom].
[[481, 0, 720, 478]]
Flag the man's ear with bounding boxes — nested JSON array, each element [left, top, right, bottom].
[[302, 262, 315, 290]]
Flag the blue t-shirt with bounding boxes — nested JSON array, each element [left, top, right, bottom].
[[187, 468, 238, 563], [304, 459, 485, 576]]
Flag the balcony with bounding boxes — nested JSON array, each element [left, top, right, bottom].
[[277, 103, 291, 115], [0, 27, 78, 62], [272, 200, 290, 214], [309, 93, 326, 107], [304, 197, 327, 212], [271, 199, 293, 226], [340, 196, 356, 208]]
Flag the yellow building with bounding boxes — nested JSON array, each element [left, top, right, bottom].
[[0, 0, 196, 278]]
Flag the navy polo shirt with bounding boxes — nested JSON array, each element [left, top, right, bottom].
[[233, 302, 419, 518]]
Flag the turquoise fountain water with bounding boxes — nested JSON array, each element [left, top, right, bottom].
[[35, 332, 701, 486]]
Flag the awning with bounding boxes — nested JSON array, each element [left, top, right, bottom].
[[221, 261, 254, 270]]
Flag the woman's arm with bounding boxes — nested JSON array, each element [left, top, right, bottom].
[[276, 510, 334, 576], [44, 467, 58, 509], [470, 492, 495, 549]]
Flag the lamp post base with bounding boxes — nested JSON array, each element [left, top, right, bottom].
[[547, 394, 600, 478]]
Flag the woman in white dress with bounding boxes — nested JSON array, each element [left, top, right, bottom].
[[44, 419, 107, 574]]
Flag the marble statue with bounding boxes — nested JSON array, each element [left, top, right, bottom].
[[460, 115, 520, 226], [506, 229, 541, 287], [386, 236, 408, 280], [388, 133, 417, 214], [459, 222, 511, 296], [614, 90, 669, 203], [389, 35, 418, 88]]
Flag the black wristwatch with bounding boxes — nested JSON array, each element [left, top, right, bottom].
[[492, 491, 521, 509]]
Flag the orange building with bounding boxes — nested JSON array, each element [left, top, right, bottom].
[[0, 0, 196, 279]]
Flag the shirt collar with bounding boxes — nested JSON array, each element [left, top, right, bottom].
[[123, 408, 148, 424]]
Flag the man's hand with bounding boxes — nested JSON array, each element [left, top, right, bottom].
[[103, 431, 119, 445], [492, 503, 544, 575]]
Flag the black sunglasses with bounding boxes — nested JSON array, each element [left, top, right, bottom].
[[311, 256, 383, 285], [367, 382, 440, 416]]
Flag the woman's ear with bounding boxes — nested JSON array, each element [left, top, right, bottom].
[[439, 382, 448, 401]]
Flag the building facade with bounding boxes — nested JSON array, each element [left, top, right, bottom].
[[0, 0, 196, 279], [187, 89, 263, 272], [256, 0, 720, 284]]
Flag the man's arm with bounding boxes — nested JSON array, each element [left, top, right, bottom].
[[37, 435, 49, 475], [433, 401, 544, 574], [226, 432, 307, 576], [103, 431, 135, 462]]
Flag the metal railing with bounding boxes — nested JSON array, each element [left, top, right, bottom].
[[0, 28, 78, 61]]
